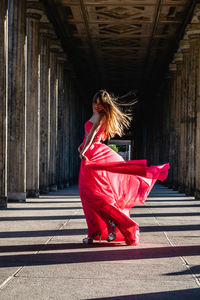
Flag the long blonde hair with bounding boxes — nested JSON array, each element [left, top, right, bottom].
[[92, 90, 137, 140]]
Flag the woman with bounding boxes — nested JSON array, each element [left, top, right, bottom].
[[78, 90, 169, 245]]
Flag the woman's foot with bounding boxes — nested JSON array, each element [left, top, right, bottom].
[[107, 232, 116, 242], [107, 219, 116, 242], [82, 233, 101, 244], [82, 236, 93, 244]]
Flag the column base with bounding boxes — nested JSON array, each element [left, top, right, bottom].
[[195, 190, 200, 199], [64, 182, 70, 188], [39, 186, 50, 194], [185, 187, 194, 196], [26, 190, 40, 198], [178, 185, 185, 193], [58, 184, 64, 189], [172, 184, 178, 191], [166, 183, 173, 189], [8, 192, 26, 202], [69, 180, 74, 186], [0, 196, 8, 208], [50, 185, 57, 192]]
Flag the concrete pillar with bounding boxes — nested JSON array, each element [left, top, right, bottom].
[[7, 0, 26, 202], [25, 1, 43, 197], [0, 1, 8, 208], [39, 14, 50, 193]]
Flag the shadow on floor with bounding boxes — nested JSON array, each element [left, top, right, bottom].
[[5, 206, 83, 211], [164, 265, 200, 276], [85, 288, 200, 300], [1, 211, 200, 221], [25, 200, 82, 204], [0, 224, 200, 239], [0, 245, 200, 268], [9, 204, 200, 210]]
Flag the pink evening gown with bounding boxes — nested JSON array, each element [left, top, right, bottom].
[[78, 120, 170, 245]]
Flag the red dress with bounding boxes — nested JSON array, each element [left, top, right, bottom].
[[78, 120, 170, 245]]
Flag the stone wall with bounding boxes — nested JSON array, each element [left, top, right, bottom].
[[0, 0, 8, 208]]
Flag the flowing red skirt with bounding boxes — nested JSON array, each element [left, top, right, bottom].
[[78, 141, 170, 245]]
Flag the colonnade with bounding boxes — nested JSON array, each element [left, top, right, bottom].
[[145, 4, 200, 198], [1, 1, 200, 208], [0, 0, 86, 208]]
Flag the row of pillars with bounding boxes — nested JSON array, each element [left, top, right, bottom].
[[0, 0, 86, 208], [146, 4, 200, 198]]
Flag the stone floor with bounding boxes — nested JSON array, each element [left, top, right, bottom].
[[0, 183, 200, 300]]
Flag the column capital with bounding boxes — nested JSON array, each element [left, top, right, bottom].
[[179, 39, 190, 53], [186, 24, 200, 39], [26, 1, 43, 20], [191, 4, 200, 24], [47, 23, 59, 42], [169, 63, 177, 73], [57, 53, 68, 64], [39, 15, 51, 37], [173, 52, 183, 64], [50, 40, 63, 53]]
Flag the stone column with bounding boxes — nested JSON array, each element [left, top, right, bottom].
[[57, 53, 67, 189], [68, 77, 78, 185], [7, 0, 26, 202], [25, 1, 43, 197], [179, 37, 190, 193], [168, 63, 177, 188], [49, 38, 62, 191], [164, 75, 171, 166], [39, 14, 50, 193], [158, 80, 169, 166], [70, 80, 82, 184], [195, 35, 200, 199], [63, 67, 71, 187], [186, 21, 200, 195], [187, 6, 200, 197], [0, 1, 8, 208], [173, 52, 183, 190], [162, 73, 173, 187]]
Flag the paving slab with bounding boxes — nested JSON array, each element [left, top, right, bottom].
[[0, 183, 200, 300], [0, 277, 200, 300]]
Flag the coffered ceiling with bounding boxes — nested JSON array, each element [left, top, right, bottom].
[[45, 0, 197, 93]]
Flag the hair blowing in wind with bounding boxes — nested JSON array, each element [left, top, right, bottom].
[[92, 90, 137, 140]]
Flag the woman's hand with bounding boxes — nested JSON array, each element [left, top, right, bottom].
[[79, 152, 89, 161], [78, 144, 82, 153]]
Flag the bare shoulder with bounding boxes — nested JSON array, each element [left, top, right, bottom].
[[93, 112, 105, 124]]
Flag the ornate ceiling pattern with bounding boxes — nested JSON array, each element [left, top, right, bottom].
[[48, 0, 196, 91]]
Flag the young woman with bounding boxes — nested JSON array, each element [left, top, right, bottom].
[[78, 90, 169, 245]]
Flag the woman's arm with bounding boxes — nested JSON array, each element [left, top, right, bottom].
[[80, 114, 104, 160]]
